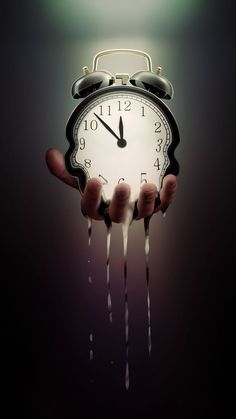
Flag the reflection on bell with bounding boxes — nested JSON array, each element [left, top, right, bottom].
[[72, 71, 115, 98], [130, 70, 173, 99]]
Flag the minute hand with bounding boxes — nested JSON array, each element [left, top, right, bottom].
[[94, 113, 120, 142], [94, 113, 127, 148]]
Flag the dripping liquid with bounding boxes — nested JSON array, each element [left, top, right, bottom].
[[89, 333, 94, 361], [104, 216, 113, 323], [144, 216, 152, 356], [87, 219, 94, 366], [87, 217, 92, 284], [122, 205, 134, 390]]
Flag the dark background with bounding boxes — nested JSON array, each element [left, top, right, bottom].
[[3, 1, 236, 418]]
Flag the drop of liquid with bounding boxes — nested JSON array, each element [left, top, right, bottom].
[[104, 215, 113, 323], [125, 362, 129, 390], [144, 216, 152, 356], [89, 333, 94, 361], [122, 204, 134, 391], [89, 350, 94, 361]]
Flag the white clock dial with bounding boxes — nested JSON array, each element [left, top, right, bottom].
[[70, 90, 172, 202]]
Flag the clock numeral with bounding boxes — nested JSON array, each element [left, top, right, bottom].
[[84, 159, 91, 168], [140, 172, 147, 184], [99, 105, 111, 116], [155, 122, 162, 133], [156, 138, 163, 152], [154, 158, 160, 170], [141, 106, 145, 117], [124, 101, 131, 111], [98, 174, 108, 185], [84, 120, 98, 131], [79, 137, 86, 150], [118, 100, 131, 112], [118, 177, 125, 184]]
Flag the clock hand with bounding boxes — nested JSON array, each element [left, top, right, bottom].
[[94, 113, 127, 148], [119, 116, 124, 140], [94, 113, 120, 141], [118, 116, 127, 148]]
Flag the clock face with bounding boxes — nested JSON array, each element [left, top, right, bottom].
[[66, 86, 179, 203]]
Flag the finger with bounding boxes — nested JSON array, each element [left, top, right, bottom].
[[136, 183, 157, 219], [45, 148, 79, 189], [109, 183, 131, 223], [81, 178, 103, 220], [158, 174, 177, 213]]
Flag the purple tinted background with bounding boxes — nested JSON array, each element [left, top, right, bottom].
[[3, 1, 236, 418]]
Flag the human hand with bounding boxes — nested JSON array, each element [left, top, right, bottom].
[[45, 148, 177, 222]]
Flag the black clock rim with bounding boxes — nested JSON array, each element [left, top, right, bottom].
[[65, 85, 180, 190]]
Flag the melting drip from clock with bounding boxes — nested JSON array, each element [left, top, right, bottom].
[[144, 216, 152, 356], [86, 205, 153, 390], [104, 215, 113, 323], [87, 217, 92, 284], [89, 333, 94, 361], [121, 204, 134, 391]]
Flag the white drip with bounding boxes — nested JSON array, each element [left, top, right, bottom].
[[122, 203, 135, 391], [145, 233, 150, 255], [125, 362, 129, 391], [104, 217, 113, 323], [144, 217, 152, 356], [89, 333, 94, 361], [122, 204, 134, 260]]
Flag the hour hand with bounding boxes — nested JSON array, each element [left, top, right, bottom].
[[119, 116, 124, 138], [94, 113, 127, 148], [118, 116, 127, 148]]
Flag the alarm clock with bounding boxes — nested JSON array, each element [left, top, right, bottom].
[[65, 49, 180, 206]]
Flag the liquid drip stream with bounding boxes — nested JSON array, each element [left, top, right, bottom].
[[89, 333, 94, 361], [87, 217, 92, 284], [104, 215, 113, 323], [122, 204, 134, 390], [144, 216, 152, 356]]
